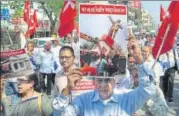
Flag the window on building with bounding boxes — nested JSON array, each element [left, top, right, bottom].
[[31, 31, 51, 38], [14, 63, 18, 70], [19, 62, 24, 68]]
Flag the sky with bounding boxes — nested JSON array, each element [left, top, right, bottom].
[[80, 14, 127, 52], [142, 1, 171, 29]]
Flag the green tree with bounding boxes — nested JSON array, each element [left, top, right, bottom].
[[40, 0, 79, 35], [39, 0, 64, 34], [9, 0, 64, 34], [9, 1, 24, 18], [9, 0, 79, 35]]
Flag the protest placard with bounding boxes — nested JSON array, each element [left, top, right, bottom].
[[0, 49, 33, 78], [71, 76, 95, 97], [79, 3, 128, 77]]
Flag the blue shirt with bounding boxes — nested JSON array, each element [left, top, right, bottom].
[[39, 50, 56, 74], [53, 64, 155, 116], [29, 51, 40, 71]]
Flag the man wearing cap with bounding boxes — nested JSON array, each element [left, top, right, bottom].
[[53, 39, 155, 116]]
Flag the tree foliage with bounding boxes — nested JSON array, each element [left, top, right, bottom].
[[39, 0, 64, 34], [7, 0, 79, 34], [7, 0, 64, 34], [9, 1, 24, 18]]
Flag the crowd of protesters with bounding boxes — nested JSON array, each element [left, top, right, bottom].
[[1, 32, 178, 116]]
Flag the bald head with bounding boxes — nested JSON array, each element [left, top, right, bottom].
[[45, 41, 51, 45], [44, 41, 51, 51]]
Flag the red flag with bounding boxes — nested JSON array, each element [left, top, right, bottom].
[[160, 5, 165, 22], [23, 1, 30, 23], [25, 10, 38, 39], [152, 1, 179, 58], [58, 0, 76, 37]]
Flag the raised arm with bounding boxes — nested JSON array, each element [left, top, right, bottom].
[[53, 69, 83, 116], [125, 39, 155, 114]]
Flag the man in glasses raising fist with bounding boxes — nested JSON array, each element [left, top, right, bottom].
[[53, 39, 156, 116]]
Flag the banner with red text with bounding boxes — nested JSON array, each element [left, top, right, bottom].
[[0, 49, 33, 78], [71, 76, 95, 98], [79, 3, 127, 77]]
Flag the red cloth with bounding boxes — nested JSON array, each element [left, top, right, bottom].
[[23, 1, 30, 23], [152, 1, 179, 58], [81, 65, 97, 76], [101, 35, 114, 48], [160, 5, 165, 22], [25, 10, 38, 39], [58, 0, 76, 37]]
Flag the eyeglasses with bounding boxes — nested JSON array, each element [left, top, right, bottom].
[[95, 78, 114, 84], [60, 56, 73, 60], [17, 79, 30, 84]]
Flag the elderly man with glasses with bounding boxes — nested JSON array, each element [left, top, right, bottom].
[[55, 46, 78, 95], [53, 39, 155, 116]]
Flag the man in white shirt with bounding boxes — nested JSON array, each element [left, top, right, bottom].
[[39, 41, 56, 95], [142, 46, 164, 86]]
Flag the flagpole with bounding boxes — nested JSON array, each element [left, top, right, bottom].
[[5, 25, 13, 45], [151, 23, 171, 69], [25, 1, 30, 48]]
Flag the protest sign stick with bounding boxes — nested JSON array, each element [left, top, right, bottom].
[[151, 23, 171, 69], [5, 26, 13, 45]]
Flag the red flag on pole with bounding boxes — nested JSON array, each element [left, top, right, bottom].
[[160, 5, 165, 22], [33, 10, 38, 29], [23, 1, 30, 23], [25, 10, 38, 39], [152, 1, 179, 59], [58, 0, 76, 37]]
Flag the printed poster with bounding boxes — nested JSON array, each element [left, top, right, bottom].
[[0, 49, 33, 78], [79, 3, 128, 77], [71, 76, 95, 98]]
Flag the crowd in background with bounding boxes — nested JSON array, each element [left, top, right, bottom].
[[1, 31, 178, 116]]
